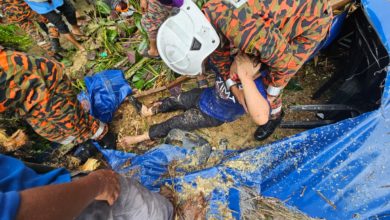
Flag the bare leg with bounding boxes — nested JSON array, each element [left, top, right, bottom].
[[63, 33, 85, 51], [119, 133, 150, 147], [148, 38, 159, 57]]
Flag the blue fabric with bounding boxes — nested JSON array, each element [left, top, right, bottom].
[[0, 154, 71, 220], [77, 70, 132, 123], [199, 73, 267, 122], [0, 192, 19, 220], [24, 0, 64, 14], [94, 2, 390, 218]]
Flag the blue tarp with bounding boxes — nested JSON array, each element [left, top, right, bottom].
[[95, 1, 390, 219], [78, 70, 132, 123]]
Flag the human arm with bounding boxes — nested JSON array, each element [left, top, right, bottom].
[[16, 169, 120, 220], [234, 54, 269, 125], [240, 78, 269, 125]]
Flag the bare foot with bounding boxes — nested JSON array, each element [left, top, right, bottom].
[[141, 102, 161, 117], [148, 48, 159, 57], [119, 133, 150, 147], [141, 105, 154, 117]]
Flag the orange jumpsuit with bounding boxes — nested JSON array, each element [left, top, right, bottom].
[[203, 0, 333, 115], [0, 50, 105, 144]]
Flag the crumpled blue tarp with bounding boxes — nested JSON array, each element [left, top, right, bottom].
[[94, 1, 390, 219], [77, 70, 132, 123]]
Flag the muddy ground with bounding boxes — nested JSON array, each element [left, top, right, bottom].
[[112, 59, 334, 153]]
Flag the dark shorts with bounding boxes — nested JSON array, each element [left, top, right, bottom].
[[42, 0, 77, 34]]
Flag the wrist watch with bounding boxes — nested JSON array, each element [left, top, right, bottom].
[[225, 78, 237, 91]]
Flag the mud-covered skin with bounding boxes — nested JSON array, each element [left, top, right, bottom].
[[203, 0, 333, 112], [0, 50, 101, 144], [0, 0, 60, 53], [149, 89, 223, 139]]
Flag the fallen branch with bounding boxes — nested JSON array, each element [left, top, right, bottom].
[[134, 76, 191, 98], [113, 57, 129, 68]]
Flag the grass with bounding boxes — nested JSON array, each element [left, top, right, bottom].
[[0, 24, 33, 51]]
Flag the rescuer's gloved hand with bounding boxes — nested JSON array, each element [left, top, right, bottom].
[[98, 130, 117, 150], [73, 140, 98, 163]]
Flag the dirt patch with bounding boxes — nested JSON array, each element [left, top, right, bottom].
[[111, 91, 182, 153], [113, 59, 334, 152], [67, 50, 89, 75]]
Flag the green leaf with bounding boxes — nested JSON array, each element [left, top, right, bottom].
[[285, 78, 303, 91], [132, 75, 140, 82], [134, 79, 145, 89], [106, 29, 118, 43], [0, 24, 32, 51], [61, 58, 73, 67], [138, 38, 148, 54], [95, 0, 111, 15], [127, 0, 141, 13], [134, 13, 147, 37], [127, 26, 138, 36]]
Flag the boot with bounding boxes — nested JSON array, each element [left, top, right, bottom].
[[97, 130, 117, 150], [73, 131, 117, 163], [254, 111, 284, 141], [50, 38, 64, 53], [49, 38, 65, 61]]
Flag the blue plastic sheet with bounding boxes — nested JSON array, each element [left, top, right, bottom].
[[95, 2, 390, 219], [78, 70, 132, 123]]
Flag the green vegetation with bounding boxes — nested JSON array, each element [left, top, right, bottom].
[[0, 24, 33, 51]]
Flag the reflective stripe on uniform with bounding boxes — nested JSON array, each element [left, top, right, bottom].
[[90, 121, 106, 140], [59, 136, 76, 145], [271, 105, 282, 115], [266, 85, 282, 96]]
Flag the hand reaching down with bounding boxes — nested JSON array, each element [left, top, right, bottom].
[[89, 169, 121, 206]]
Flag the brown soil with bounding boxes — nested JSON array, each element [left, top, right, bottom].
[[112, 59, 334, 152]]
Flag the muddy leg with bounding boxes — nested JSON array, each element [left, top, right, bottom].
[[149, 108, 223, 140], [157, 88, 204, 113]]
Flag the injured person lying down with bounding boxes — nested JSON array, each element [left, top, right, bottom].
[[118, 0, 333, 147], [120, 53, 270, 146]]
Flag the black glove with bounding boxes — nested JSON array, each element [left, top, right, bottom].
[[73, 140, 98, 164], [98, 131, 117, 150]]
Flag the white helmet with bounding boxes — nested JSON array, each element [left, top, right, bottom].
[[157, 0, 220, 75]]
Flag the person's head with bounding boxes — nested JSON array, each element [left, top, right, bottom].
[[231, 53, 262, 79], [157, 0, 220, 76]]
